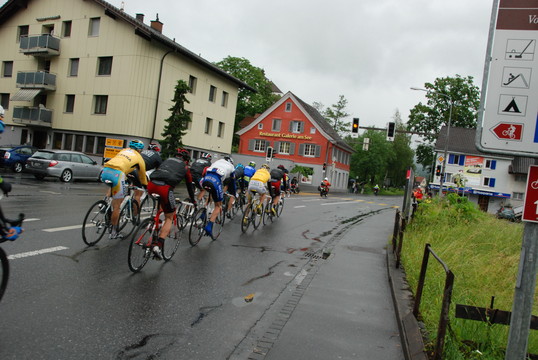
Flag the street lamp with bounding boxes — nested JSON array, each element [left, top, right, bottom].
[[410, 87, 453, 196]]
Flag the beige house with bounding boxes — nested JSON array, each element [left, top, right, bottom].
[[0, 0, 252, 160]]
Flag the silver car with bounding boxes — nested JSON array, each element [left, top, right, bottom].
[[25, 149, 102, 182]]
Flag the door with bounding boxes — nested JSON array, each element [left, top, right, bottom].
[[32, 130, 47, 149], [478, 195, 489, 212]]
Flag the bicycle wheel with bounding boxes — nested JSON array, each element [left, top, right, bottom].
[[82, 200, 109, 246], [241, 204, 252, 233], [252, 201, 263, 230], [0, 247, 9, 302], [277, 197, 284, 217], [162, 215, 181, 261], [139, 195, 156, 217], [128, 218, 153, 273], [263, 202, 274, 225], [119, 199, 140, 238], [212, 208, 224, 240], [189, 208, 206, 246]]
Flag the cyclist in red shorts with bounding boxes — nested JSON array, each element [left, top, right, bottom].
[[268, 166, 287, 216], [147, 148, 196, 259]]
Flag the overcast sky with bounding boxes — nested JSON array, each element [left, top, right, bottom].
[[109, 0, 494, 130]]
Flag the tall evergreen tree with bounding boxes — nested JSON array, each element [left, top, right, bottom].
[[160, 80, 191, 159]]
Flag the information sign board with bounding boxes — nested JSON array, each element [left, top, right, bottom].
[[523, 165, 538, 223]]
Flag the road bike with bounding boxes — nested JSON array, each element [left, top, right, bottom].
[[127, 194, 181, 272], [0, 211, 24, 303], [176, 199, 196, 230], [82, 181, 141, 246], [234, 189, 248, 215], [241, 191, 263, 233], [222, 192, 238, 220], [188, 191, 224, 246], [262, 189, 285, 225]]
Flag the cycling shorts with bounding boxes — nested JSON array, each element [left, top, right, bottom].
[[248, 180, 267, 195], [269, 180, 281, 197], [147, 181, 176, 214], [202, 172, 223, 203], [101, 168, 127, 199]]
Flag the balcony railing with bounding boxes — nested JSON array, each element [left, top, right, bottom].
[[12, 106, 52, 127], [19, 34, 60, 56], [16, 71, 56, 90]]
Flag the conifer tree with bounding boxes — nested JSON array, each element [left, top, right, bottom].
[[160, 80, 191, 158]]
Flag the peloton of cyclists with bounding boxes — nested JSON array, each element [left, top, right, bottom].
[[247, 163, 271, 211], [130, 143, 163, 216], [100, 140, 148, 239], [147, 148, 196, 259], [190, 152, 213, 203]]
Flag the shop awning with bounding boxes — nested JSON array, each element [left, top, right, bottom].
[[10, 89, 41, 101]]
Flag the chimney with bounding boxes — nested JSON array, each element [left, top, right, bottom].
[[135, 13, 144, 22], [150, 13, 163, 33]]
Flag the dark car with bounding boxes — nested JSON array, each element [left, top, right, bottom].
[[25, 149, 102, 182], [0, 144, 38, 173]]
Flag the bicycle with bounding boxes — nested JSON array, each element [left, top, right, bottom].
[[82, 181, 141, 246], [235, 189, 248, 215], [127, 194, 181, 272], [188, 188, 224, 246], [222, 192, 238, 220], [241, 190, 264, 233], [262, 188, 285, 225], [176, 199, 196, 230], [0, 212, 24, 303]]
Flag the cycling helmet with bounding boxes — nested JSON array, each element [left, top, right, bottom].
[[129, 139, 144, 151], [248, 161, 256, 167], [175, 148, 191, 162], [324, 177, 328, 181], [236, 163, 244, 169], [261, 164, 270, 170], [201, 152, 212, 161], [224, 155, 234, 165], [148, 143, 161, 152], [277, 164, 285, 170]]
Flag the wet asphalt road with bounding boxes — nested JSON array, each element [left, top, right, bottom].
[[0, 173, 402, 359]]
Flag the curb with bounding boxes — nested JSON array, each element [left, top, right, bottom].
[[387, 250, 429, 360]]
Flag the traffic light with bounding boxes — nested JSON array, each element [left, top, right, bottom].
[[435, 165, 442, 176], [266, 146, 274, 161], [387, 122, 395, 141], [352, 118, 359, 133], [323, 162, 326, 171]]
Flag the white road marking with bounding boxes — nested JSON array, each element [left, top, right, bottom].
[[39, 191, 61, 195], [321, 201, 354, 206], [8, 246, 69, 260], [23, 218, 40, 222], [43, 224, 83, 232], [294, 205, 306, 208]]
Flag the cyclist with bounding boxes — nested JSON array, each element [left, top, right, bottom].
[[129, 143, 163, 217], [320, 177, 331, 195], [243, 161, 256, 187], [247, 163, 271, 211], [190, 152, 212, 203], [201, 155, 236, 238], [147, 148, 196, 259], [234, 163, 246, 193], [268, 166, 287, 216], [277, 164, 290, 198], [100, 139, 147, 239]]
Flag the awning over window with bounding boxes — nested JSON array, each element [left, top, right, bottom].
[[10, 89, 41, 101]]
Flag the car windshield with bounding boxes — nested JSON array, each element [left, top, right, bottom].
[[31, 151, 54, 160]]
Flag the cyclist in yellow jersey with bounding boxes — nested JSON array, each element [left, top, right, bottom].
[[247, 164, 271, 208], [100, 139, 147, 239]]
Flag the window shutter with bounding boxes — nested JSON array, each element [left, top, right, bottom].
[[274, 141, 280, 153], [248, 139, 254, 151], [289, 122, 293, 132], [315, 145, 321, 157], [459, 156, 465, 166], [449, 154, 455, 164], [300, 121, 305, 133], [489, 178, 496, 187], [290, 143, 296, 155], [491, 160, 497, 170], [265, 140, 270, 149], [298, 143, 305, 156]]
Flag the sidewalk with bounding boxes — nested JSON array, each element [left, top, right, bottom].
[[237, 205, 426, 360]]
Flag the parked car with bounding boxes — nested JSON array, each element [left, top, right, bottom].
[[496, 205, 522, 222], [0, 144, 38, 173], [25, 149, 102, 182]]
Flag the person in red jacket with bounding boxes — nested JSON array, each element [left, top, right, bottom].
[[321, 177, 331, 193]]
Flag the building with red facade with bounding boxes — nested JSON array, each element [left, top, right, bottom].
[[235, 92, 354, 190]]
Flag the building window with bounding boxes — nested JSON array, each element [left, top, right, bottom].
[[89, 17, 100, 36], [515, 174, 527, 182], [65, 95, 75, 113], [285, 102, 292, 112], [272, 119, 281, 132], [484, 159, 497, 169], [258, 123, 263, 129], [17, 25, 29, 42], [185, 111, 193, 130], [3, 61, 13, 78], [254, 139, 266, 152], [483, 177, 496, 187], [75, 135, 84, 152], [0, 93, 9, 110], [221, 91, 229, 107], [304, 144, 316, 157], [85, 136, 95, 154], [209, 85, 216, 102], [448, 154, 465, 165], [290, 121, 304, 133], [93, 95, 108, 114], [52, 132, 63, 149], [96, 136, 106, 155], [64, 133, 74, 150], [205, 117, 213, 134], [513, 192, 524, 200], [97, 57, 113, 76], [279, 142, 291, 155], [218, 122, 225, 138], [69, 58, 79, 77], [62, 21, 72, 37], [188, 75, 197, 94], [310, 127, 316, 134]]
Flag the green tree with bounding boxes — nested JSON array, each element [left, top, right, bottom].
[[350, 130, 394, 185], [314, 95, 351, 137], [386, 110, 415, 187], [408, 75, 480, 169], [160, 80, 191, 159], [214, 56, 280, 145]]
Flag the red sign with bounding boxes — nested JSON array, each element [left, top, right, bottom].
[[523, 165, 538, 223], [491, 122, 523, 140]]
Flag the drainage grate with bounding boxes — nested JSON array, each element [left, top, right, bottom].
[[304, 251, 326, 260]]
